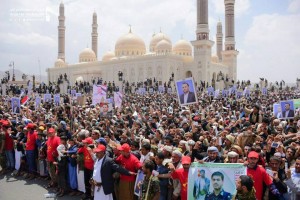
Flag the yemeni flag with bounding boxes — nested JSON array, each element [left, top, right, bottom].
[[21, 95, 30, 105]]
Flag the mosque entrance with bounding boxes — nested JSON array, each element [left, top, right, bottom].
[[185, 71, 192, 78]]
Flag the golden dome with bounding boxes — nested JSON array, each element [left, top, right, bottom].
[[102, 51, 115, 61], [172, 39, 192, 56], [149, 31, 172, 52], [79, 48, 96, 63], [155, 39, 172, 54], [54, 58, 65, 68], [115, 30, 146, 57]]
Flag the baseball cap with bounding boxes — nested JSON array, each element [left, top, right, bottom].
[[248, 151, 259, 158], [181, 156, 191, 165], [26, 123, 36, 129], [48, 128, 55, 134], [117, 143, 130, 152], [93, 144, 106, 153], [82, 137, 94, 145]]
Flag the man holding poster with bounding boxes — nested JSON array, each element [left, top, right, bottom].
[[169, 156, 191, 200]]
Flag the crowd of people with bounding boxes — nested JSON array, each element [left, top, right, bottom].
[[0, 82, 300, 200]]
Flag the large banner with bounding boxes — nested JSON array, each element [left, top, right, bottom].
[[188, 163, 246, 200], [92, 85, 107, 105], [114, 92, 123, 108]]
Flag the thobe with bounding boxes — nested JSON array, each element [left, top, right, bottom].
[[93, 158, 113, 200]]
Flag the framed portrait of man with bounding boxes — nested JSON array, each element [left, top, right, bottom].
[[99, 103, 113, 118], [273, 103, 283, 119], [43, 94, 52, 103], [176, 78, 198, 106], [280, 100, 295, 119], [35, 96, 41, 110], [11, 97, 21, 114], [54, 94, 61, 106]]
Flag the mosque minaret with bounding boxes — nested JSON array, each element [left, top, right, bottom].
[[91, 12, 98, 59], [48, 0, 238, 89], [58, 2, 65, 62]]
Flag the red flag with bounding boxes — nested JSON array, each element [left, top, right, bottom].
[[21, 95, 29, 105]]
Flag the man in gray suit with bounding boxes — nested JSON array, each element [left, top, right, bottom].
[[179, 82, 196, 104]]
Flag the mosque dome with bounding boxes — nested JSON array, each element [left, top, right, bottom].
[[54, 58, 65, 68], [115, 29, 146, 57], [172, 39, 192, 56], [211, 55, 219, 63], [149, 31, 172, 52], [79, 48, 96, 63], [155, 39, 172, 54], [102, 51, 115, 61]]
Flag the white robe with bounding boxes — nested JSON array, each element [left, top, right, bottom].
[[93, 158, 113, 200]]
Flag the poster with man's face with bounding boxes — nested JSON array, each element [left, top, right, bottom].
[[54, 94, 61, 106], [11, 97, 20, 114], [280, 100, 295, 119], [43, 94, 52, 103], [188, 163, 246, 200], [176, 78, 198, 106], [273, 103, 283, 119], [35, 97, 41, 110], [100, 103, 113, 118]]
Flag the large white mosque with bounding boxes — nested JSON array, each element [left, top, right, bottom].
[[47, 0, 238, 89]]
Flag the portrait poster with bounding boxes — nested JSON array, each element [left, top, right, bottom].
[[243, 88, 250, 97], [262, 87, 268, 95], [273, 103, 283, 119], [222, 89, 228, 97], [77, 95, 86, 106], [175, 78, 198, 106], [214, 89, 220, 99], [92, 85, 107, 105], [35, 96, 41, 110], [231, 86, 237, 94], [280, 100, 295, 119], [167, 87, 172, 94], [236, 91, 242, 99], [139, 88, 146, 95], [158, 85, 165, 93], [207, 86, 214, 96], [54, 94, 60, 106], [114, 92, 123, 108], [149, 88, 154, 94], [43, 94, 52, 103], [188, 163, 246, 200], [99, 103, 113, 118], [11, 97, 21, 114], [71, 89, 76, 96], [134, 170, 144, 197]]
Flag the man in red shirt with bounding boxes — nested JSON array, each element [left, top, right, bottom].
[[77, 137, 94, 200], [247, 151, 284, 200], [115, 143, 142, 200], [169, 156, 191, 200], [22, 123, 38, 179], [3, 121, 15, 171], [46, 127, 60, 188]]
